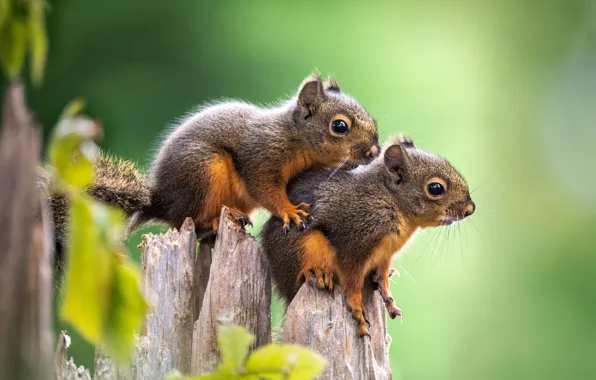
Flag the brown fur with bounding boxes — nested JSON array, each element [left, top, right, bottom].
[[261, 134, 476, 336], [129, 72, 380, 234], [45, 73, 379, 241], [38, 153, 150, 271]]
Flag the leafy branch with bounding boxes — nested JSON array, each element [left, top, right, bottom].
[[169, 324, 326, 380], [0, 0, 48, 85], [49, 99, 148, 364]]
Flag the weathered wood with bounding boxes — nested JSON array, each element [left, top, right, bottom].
[[0, 82, 53, 380], [54, 332, 92, 380], [93, 348, 134, 380], [283, 283, 392, 380], [191, 207, 271, 374], [193, 239, 212, 322], [136, 218, 197, 378]]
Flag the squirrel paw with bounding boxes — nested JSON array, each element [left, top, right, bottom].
[[305, 268, 334, 291], [228, 208, 252, 229], [347, 304, 371, 337], [384, 298, 402, 319], [281, 202, 311, 233]]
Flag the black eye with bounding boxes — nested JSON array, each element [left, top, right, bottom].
[[427, 182, 445, 196], [331, 119, 349, 134]]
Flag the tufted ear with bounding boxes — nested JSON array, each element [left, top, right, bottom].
[[395, 133, 415, 149], [323, 76, 341, 92], [297, 73, 325, 113], [383, 143, 410, 182]]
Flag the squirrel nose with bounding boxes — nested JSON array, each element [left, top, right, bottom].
[[464, 202, 475, 217], [366, 145, 381, 160]]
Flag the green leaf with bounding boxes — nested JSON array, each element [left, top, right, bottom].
[[216, 324, 254, 372], [168, 374, 234, 380], [60, 98, 87, 119], [49, 115, 102, 190], [103, 258, 148, 363], [0, 0, 10, 30], [0, 13, 28, 80], [28, 0, 48, 85], [60, 195, 113, 342], [60, 196, 148, 361], [245, 344, 326, 380]]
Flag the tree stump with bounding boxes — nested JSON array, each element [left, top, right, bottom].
[[283, 283, 392, 380], [0, 82, 53, 380], [191, 207, 272, 374], [136, 218, 197, 378]]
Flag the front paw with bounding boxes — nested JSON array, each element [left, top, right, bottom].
[[347, 304, 371, 338], [304, 268, 335, 291], [281, 202, 311, 233], [228, 208, 252, 229]]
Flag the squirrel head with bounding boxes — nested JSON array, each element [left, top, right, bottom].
[[381, 134, 475, 228], [293, 73, 379, 168]]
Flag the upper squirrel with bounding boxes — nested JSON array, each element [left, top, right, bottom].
[[260, 135, 475, 337], [44, 73, 379, 245]]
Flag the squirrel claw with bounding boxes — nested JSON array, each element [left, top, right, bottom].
[[281, 204, 310, 232], [388, 267, 400, 278], [358, 325, 371, 338], [387, 305, 402, 319]]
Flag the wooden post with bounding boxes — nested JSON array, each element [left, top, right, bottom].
[[135, 218, 197, 378], [191, 207, 271, 374], [282, 283, 392, 380], [193, 239, 212, 322], [54, 332, 92, 380], [0, 83, 53, 380], [93, 348, 134, 380]]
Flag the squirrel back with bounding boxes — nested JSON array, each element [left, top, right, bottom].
[[131, 73, 379, 236], [44, 73, 379, 268], [260, 135, 475, 336]]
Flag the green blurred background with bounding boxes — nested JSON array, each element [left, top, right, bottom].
[[6, 0, 596, 378]]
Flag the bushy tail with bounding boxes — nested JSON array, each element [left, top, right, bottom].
[[39, 153, 151, 248]]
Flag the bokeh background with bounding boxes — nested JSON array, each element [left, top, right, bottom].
[[4, 0, 596, 378]]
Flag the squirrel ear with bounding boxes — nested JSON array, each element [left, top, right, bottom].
[[298, 73, 325, 111], [324, 77, 341, 93], [395, 133, 415, 148], [384, 143, 409, 176]]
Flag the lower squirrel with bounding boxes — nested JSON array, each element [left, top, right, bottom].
[[42, 73, 380, 249], [260, 134, 475, 337]]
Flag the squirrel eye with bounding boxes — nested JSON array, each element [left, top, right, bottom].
[[329, 114, 351, 136], [331, 120, 349, 134], [427, 182, 445, 197]]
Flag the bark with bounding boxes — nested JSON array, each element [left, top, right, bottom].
[[191, 207, 271, 374], [136, 218, 197, 378], [54, 332, 92, 380], [0, 82, 53, 380], [282, 283, 392, 380]]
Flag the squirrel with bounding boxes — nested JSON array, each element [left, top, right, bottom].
[[260, 134, 475, 337], [43, 73, 380, 248]]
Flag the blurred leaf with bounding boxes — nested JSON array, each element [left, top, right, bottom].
[[103, 257, 148, 363], [60, 195, 113, 342], [60, 196, 147, 362], [28, 0, 48, 85], [60, 97, 87, 119], [0, 12, 28, 80], [217, 323, 254, 372], [49, 113, 102, 190], [168, 375, 233, 380], [245, 344, 326, 380], [0, 0, 10, 29]]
